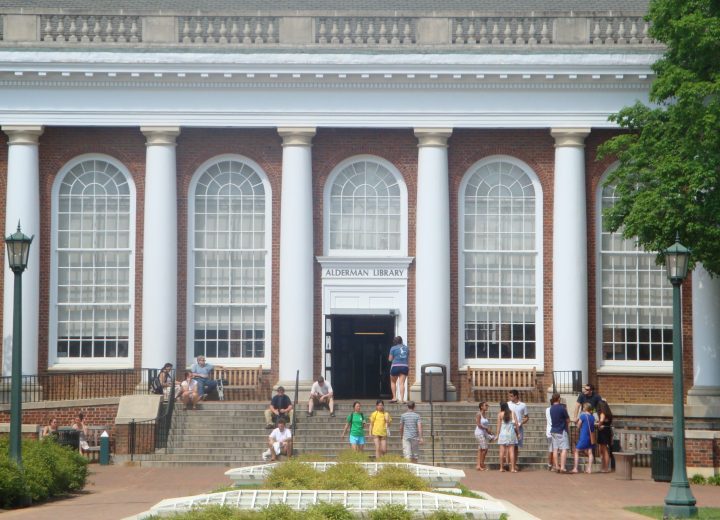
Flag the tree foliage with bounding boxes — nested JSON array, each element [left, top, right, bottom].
[[598, 0, 720, 275]]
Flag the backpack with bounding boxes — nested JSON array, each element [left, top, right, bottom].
[[150, 373, 164, 395]]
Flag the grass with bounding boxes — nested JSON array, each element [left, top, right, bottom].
[[625, 506, 720, 519]]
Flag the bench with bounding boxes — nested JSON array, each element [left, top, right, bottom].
[[213, 365, 263, 401], [614, 429, 651, 466], [54, 425, 109, 461], [466, 367, 538, 402]]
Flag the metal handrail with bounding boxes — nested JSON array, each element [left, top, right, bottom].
[[128, 370, 177, 461]]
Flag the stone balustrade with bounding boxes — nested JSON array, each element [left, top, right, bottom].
[[0, 12, 660, 47]]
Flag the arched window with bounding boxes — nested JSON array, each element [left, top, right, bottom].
[[460, 157, 542, 364], [50, 156, 135, 366], [189, 156, 271, 365], [326, 156, 407, 255], [598, 181, 673, 366]]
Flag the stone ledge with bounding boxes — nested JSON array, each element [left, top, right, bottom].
[[0, 396, 121, 413]]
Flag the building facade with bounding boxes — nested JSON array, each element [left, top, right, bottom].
[[1, 0, 719, 405]]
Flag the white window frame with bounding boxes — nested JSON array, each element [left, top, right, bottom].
[[186, 154, 272, 368], [48, 154, 136, 370], [323, 154, 408, 257], [458, 155, 544, 369], [595, 166, 672, 374]]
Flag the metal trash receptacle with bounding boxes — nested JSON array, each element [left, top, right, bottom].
[[421, 364, 446, 402], [651, 435, 673, 482], [57, 428, 80, 450]]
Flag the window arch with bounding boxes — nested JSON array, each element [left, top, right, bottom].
[[597, 174, 673, 369], [50, 155, 136, 367], [459, 156, 543, 365], [325, 156, 408, 255], [188, 155, 271, 366]]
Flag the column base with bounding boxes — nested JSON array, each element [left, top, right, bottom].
[[687, 386, 720, 406], [409, 382, 457, 402]]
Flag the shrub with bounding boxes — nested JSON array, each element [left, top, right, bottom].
[[259, 503, 301, 519], [368, 466, 428, 492], [369, 504, 412, 520], [707, 474, 720, 486], [265, 459, 321, 489], [322, 462, 370, 490], [0, 458, 27, 508], [427, 512, 467, 520], [304, 501, 354, 520], [690, 474, 707, 485]]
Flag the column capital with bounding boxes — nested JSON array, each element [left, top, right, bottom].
[[551, 128, 591, 148], [2, 125, 44, 145], [278, 127, 316, 147], [414, 128, 453, 147], [141, 126, 180, 146]]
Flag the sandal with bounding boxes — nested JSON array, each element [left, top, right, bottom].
[[389, 399, 398, 404]]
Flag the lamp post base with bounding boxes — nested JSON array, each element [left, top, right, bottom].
[[663, 503, 698, 519], [665, 482, 698, 519]]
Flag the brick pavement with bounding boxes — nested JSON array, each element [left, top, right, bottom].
[[1, 464, 718, 520]]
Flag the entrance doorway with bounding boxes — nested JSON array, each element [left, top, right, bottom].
[[327, 315, 395, 399]]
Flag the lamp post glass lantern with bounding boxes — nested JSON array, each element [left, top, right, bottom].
[[663, 236, 697, 519], [5, 222, 33, 465]]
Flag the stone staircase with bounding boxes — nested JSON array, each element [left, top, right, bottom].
[[133, 400, 558, 470]]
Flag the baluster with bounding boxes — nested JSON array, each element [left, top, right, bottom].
[[43, 17, 53, 42], [105, 19, 115, 43], [194, 20, 203, 43], [331, 20, 340, 44], [68, 18, 78, 43], [402, 21, 412, 44], [254, 20, 264, 44], [80, 18, 89, 43], [117, 19, 126, 43], [56, 17, 66, 42], [617, 20, 626, 44], [503, 21, 512, 44], [378, 20, 387, 44], [366, 20, 375, 44], [267, 20, 275, 43], [343, 21, 352, 44], [629, 20, 638, 44], [467, 21, 476, 44], [206, 19, 216, 43], [604, 20, 614, 44], [182, 20, 191, 43], [93, 20, 102, 43], [230, 21, 239, 43], [642, 22, 652, 44], [592, 21, 602, 45], [478, 20, 488, 44], [354, 21, 363, 44], [243, 21, 252, 44], [491, 21, 500, 44], [540, 20, 549, 44], [391, 21, 399, 45], [515, 19, 525, 45], [454, 19, 464, 44], [318, 19, 327, 44], [218, 20, 228, 44], [527, 21, 537, 45], [130, 19, 139, 42]]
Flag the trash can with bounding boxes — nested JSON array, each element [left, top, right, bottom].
[[421, 364, 447, 402], [651, 435, 673, 482], [57, 429, 80, 450]]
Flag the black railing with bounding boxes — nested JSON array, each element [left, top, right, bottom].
[[552, 370, 583, 395], [129, 371, 177, 461], [0, 368, 167, 404]]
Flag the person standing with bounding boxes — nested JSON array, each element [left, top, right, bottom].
[[573, 383, 602, 421], [545, 397, 553, 471], [507, 389, 528, 471], [572, 402, 596, 474], [548, 393, 570, 473], [190, 355, 218, 400], [307, 376, 335, 417], [596, 400, 614, 473], [370, 399, 392, 460], [399, 401, 423, 463], [388, 336, 409, 403], [342, 401, 367, 452], [496, 401, 519, 472], [474, 401, 494, 471]]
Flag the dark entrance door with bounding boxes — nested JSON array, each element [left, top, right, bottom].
[[329, 315, 395, 399]]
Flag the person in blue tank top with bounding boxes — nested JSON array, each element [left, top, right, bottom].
[[388, 336, 409, 403]]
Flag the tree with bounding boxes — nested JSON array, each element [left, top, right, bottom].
[[598, 0, 720, 275]]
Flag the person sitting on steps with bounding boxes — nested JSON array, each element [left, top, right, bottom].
[[264, 386, 294, 428], [190, 355, 219, 400], [307, 376, 335, 417], [180, 370, 200, 410], [263, 417, 293, 461]]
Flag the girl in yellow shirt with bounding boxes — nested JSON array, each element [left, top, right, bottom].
[[370, 399, 392, 460]]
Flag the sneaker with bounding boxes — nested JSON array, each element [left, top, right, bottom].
[[330, 412, 335, 417], [262, 449, 271, 461], [307, 411, 313, 417], [265, 423, 274, 429]]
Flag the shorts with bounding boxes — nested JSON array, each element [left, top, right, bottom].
[[547, 436, 553, 453], [390, 366, 409, 376], [403, 438, 420, 460], [551, 431, 570, 451], [516, 427, 524, 448], [349, 435, 365, 446], [475, 433, 488, 450]]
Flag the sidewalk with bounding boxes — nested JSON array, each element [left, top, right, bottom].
[[1, 464, 718, 520]]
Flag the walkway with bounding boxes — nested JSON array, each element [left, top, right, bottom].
[[1, 464, 718, 519]]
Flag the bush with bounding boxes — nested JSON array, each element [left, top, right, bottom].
[[368, 466, 428, 492], [707, 474, 720, 486], [265, 459, 321, 489], [322, 462, 370, 490], [0, 458, 27, 508], [304, 502, 354, 520], [259, 503, 301, 519], [690, 474, 707, 485], [369, 504, 412, 520], [427, 512, 467, 520]]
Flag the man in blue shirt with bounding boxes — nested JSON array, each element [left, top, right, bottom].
[[190, 355, 218, 400], [549, 393, 570, 472]]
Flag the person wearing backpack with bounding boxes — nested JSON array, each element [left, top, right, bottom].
[[341, 401, 367, 452]]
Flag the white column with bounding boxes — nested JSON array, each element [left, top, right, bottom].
[[278, 128, 316, 389], [2, 126, 43, 376], [551, 128, 591, 384], [140, 127, 180, 369], [688, 264, 720, 405], [413, 128, 454, 400]]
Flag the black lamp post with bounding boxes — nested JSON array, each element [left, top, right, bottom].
[[5, 222, 33, 465], [663, 236, 697, 519]]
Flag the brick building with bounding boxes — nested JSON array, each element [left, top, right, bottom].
[[1, 0, 719, 406]]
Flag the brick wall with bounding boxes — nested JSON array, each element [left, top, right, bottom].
[[686, 438, 719, 470]]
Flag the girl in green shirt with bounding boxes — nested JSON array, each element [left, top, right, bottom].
[[341, 401, 367, 451]]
